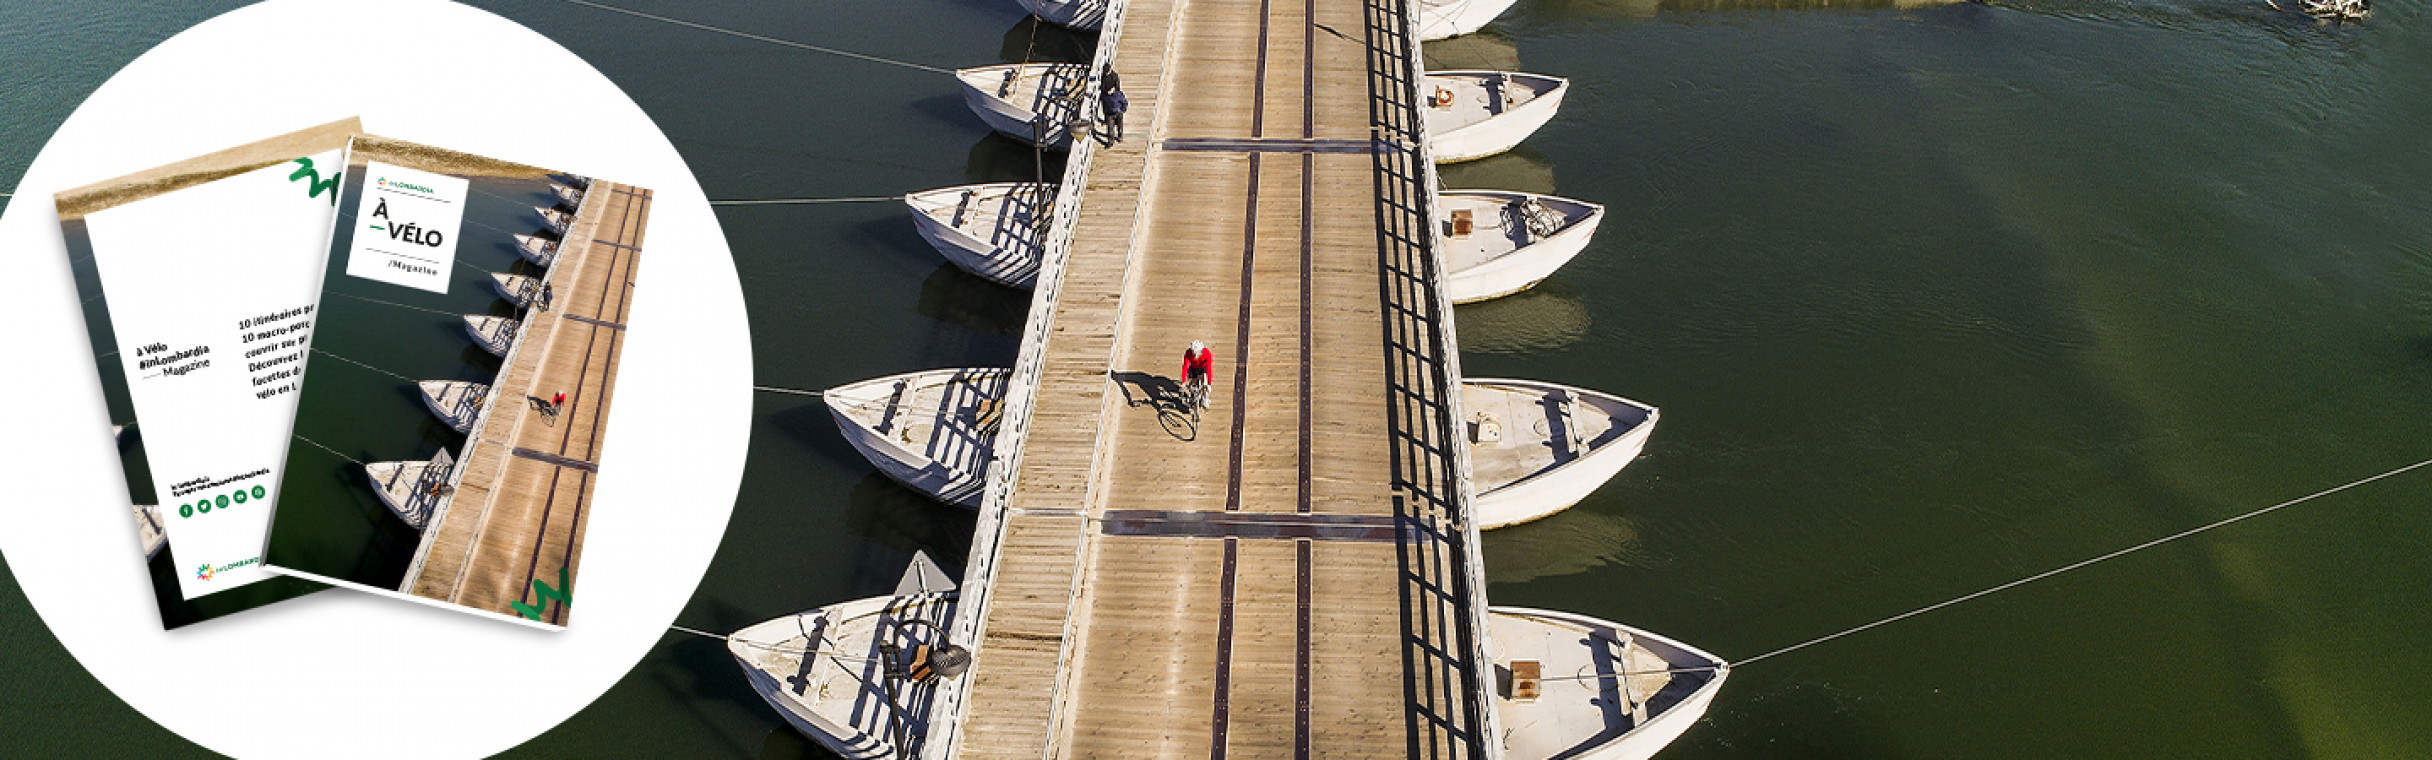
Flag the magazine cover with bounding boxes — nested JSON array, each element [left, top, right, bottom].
[[262, 134, 650, 628], [52, 118, 357, 628]]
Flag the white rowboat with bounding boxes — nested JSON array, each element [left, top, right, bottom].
[[906, 183, 1057, 287], [535, 206, 572, 235], [1490, 607, 1729, 760], [514, 233, 558, 266], [462, 315, 517, 357], [1423, 71, 1569, 163], [1441, 190, 1604, 303], [365, 448, 454, 530], [955, 63, 1093, 149], [492, 273, 541, 308], [1464, 378, 1657, 529], [731, 554, 961, 758], [825, 369, 1010, 508], [135, 503, 165, 560], [418, 380, 488, 433]]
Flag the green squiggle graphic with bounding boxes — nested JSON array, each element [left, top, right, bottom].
[[288, 157, 340, 205], [512, 566, 573, 621]]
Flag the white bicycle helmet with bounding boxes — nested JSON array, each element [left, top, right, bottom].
[[1189, 340, 1206, 353]]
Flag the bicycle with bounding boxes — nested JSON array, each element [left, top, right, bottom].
[[1183, 376, 1210, 424]]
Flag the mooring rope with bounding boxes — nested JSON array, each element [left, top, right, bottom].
[[554, 0, 956, 74], [710, 196, 902, 206], [1731, 454, 2432, 667], [753, 385, 825, 397], [292, 434, 365, 466], [324, 290, 461, 317], [309, 348, 418, 383]]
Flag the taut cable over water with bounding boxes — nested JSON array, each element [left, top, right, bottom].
[[307, 347, 419, 384], [751, 385, 823, 397], [551, 0, 957, 75], [290, 434, 365, 466], [1542, 455, 2432, 684], [323, 290, 462, 318], [710, 196, 901, 206]]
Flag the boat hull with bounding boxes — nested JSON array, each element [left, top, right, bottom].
[[1417, 0, 1520, 40], [514, 234, 557, 266], [829, 403, 981, 508], [462, 316, 516, 357], [1489, 606, 1728, 760], [957, 65, 1077, 149], [1443, 192, 1604, 304], [1467, 378, 1657, 529], [906, 184, 1049, 288], [1426, 73, 1568, 163], [535, 206, 570, 235], [730, 593, 957, 759], [824, 369, 1008, 508]]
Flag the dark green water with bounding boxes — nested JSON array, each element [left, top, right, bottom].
[[7, 0, 2431, 757]]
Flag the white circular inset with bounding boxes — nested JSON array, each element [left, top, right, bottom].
[[0, 1, 750, 757]]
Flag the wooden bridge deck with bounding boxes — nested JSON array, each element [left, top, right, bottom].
[[945, 0, 1493, 756], [399, 182, 649, 626]]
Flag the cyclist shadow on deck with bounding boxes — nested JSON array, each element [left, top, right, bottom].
[[1108, 370, 1196, 441]]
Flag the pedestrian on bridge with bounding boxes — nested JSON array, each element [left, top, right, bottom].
[[1100, 66, 1129, 143]]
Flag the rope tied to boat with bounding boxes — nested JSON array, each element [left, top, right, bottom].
[[753, 385, 824, 397], [291, 434, 365, 466], [1730, 454, 2432, 668], [711, 196, 903, 206], [308, 348, 418, 384], [552, 0, 956, 74], [323, 290, 463, 318]]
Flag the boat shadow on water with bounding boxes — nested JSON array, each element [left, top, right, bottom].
[[964, 132, 1067, 186], [998, 15, 1098, 64], [916, 263, 1031, 336]]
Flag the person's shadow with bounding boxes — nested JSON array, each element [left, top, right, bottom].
[[526, 395, 559, 427], [1110, 370, 1195, 441]]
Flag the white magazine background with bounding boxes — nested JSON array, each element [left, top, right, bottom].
[[0, 1, 750, 757]]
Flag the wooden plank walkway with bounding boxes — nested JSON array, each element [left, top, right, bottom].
[[398, 183, 649, 625], [944, 0, 1493, 756]]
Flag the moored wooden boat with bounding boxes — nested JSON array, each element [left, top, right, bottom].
[[418, 380, 489, 433], [825, 368, 1011, 508], [492, 273, 540, 308], [730, 554, 961, 758], [514, 233, 558, 266], [134, 503, 165, 560], [1418, 0, 1521, 40], [535, 206, 572, 235], [462, 315, 517, 357], [1489, 607, 1728, 760], [365, 448, 455, 530], [956, 63, 1093, 149], [1441, 190, 1604, 303], [1464, 378, 1657, 529], [1422, 71, 1569, 163], [906, 183, 1056, 287]]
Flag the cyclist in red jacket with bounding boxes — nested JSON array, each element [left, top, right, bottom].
[[1182, 340, 1214, 410]]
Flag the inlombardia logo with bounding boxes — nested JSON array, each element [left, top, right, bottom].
[[194, 557, 261, 581]]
